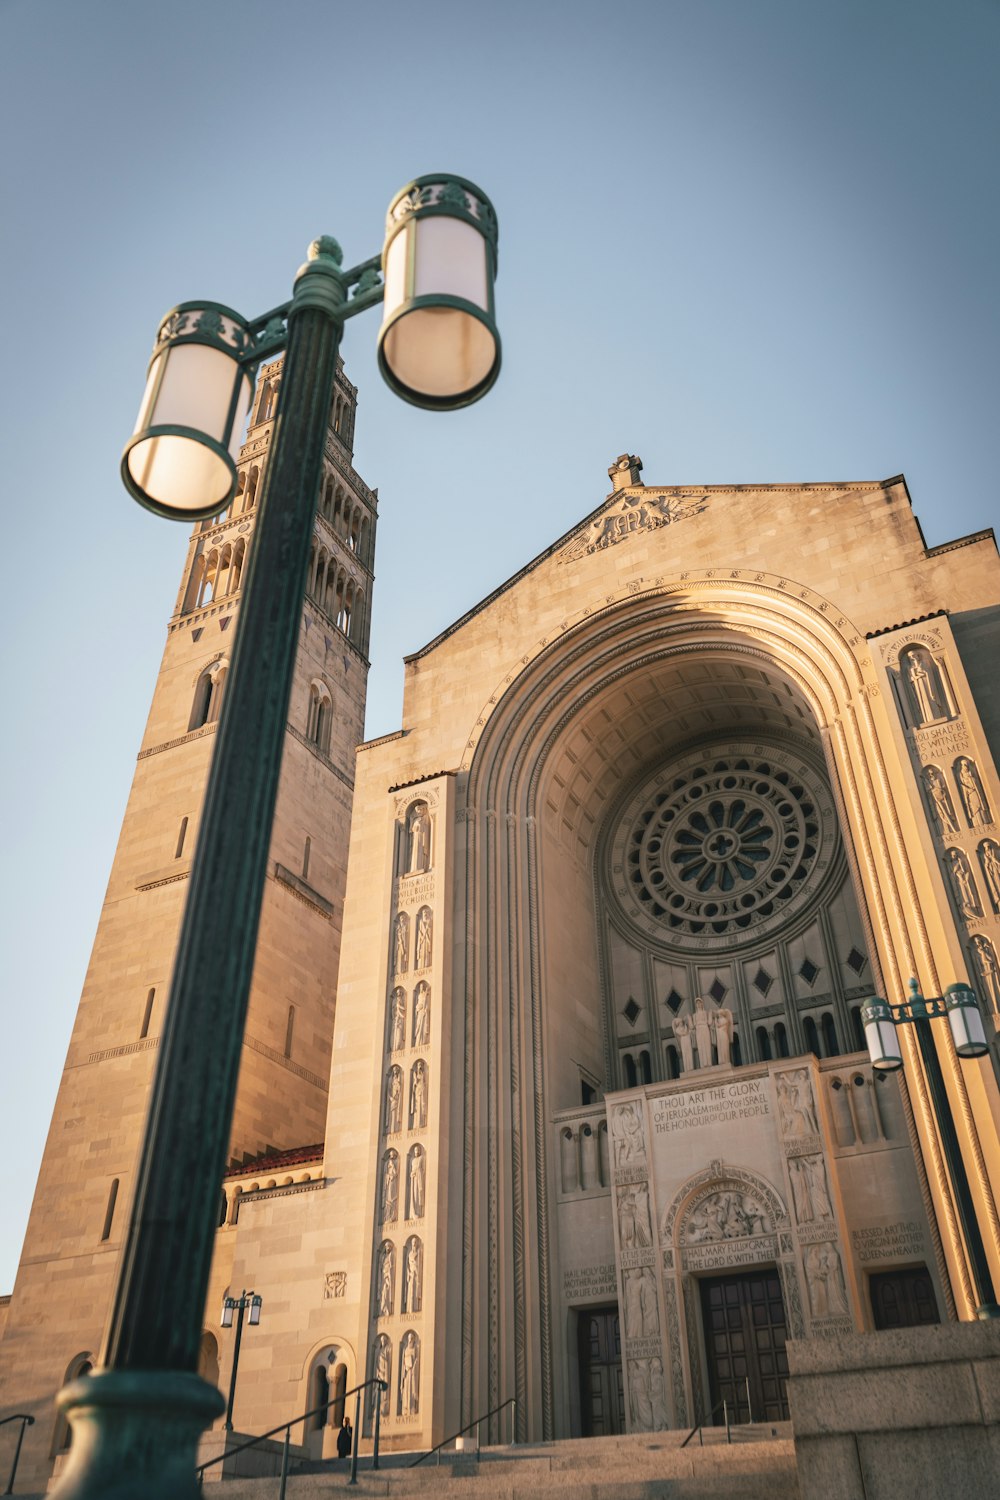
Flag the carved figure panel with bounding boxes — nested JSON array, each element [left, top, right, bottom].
[[394, 912, 409, 975], [402, 1235, 422, 1313], [775, 1070, 818, 1138], [973, 935, 1000, 1016], [979, 841, 1000, 913], [684, 1191, 771, 1243], [788, 1155, 834, 1225], [371, 1335, 391, 1417], [617, 1183, 652, 1248], [901, 646, 951, 727], [398, 1330, 420, 1417], [628, 1356, 668, 1431], [381, 1150, 399, 1223], [415, 906, 432, 970], [413, 982, 430, 1046], [946, 847, 982, 918], [389, 988, 406, 1052], [406, 802, 431, 875], [409, 1060, 428, 1129], [385, 1066, 403, 1134], [622, 1266, 659, 1339], [803, 1241, 850, 1319], [955, 757, 992, 830], [922, 765, 959, 835], [611, 1102, 645, 1167], [407, 1145, 426, 1219], [377, 1240, 394, 1317]]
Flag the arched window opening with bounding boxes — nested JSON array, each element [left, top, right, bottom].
[[197, 549, 220, 607], [333, 488, 344, 530], [101, 1178, 119, 1242], [175, 817, 189, 859], [228, 540, 246, 594], [307, 682, 333, 755], [309, 1362, 330, 1431], [331, 1363, 348, 1427], [821, 1011, 840, 1057], [803, 1015, 821, 1058], [232, 472, 247, 515], [666, 1044, 680, 1079], [850, 1006, 865, 1051], [245, 466, 259, 511], [140, 988, 155, 1040], [190, 670, 214, 731], [349, 507, 360, 552], [53, 1355, 93, 1453], [774, 1021, 789, 1058], [285, 1005, 295, 1060], [756, 1026, 772, 1061], [638, 1050, 652, 1085], [731, 1033, 743, 1066], [199, 1331, 220, 1390], [623, 1053, 637, 1088]]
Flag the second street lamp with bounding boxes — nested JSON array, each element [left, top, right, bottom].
[[220, 1291, 262, 1432], [52, 176, 499, 1500]]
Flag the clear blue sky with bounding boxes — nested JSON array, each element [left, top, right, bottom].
[[1, 0, 997, 1293]]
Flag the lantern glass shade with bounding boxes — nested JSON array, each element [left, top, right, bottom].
[[379, 176, 500, 410], [945, 984, 989, 1058], [248, 1296, 262, 1326], [221, 1301, 234, 1328], [122, 303, 253, 521], [862, 997, 903, 1071]]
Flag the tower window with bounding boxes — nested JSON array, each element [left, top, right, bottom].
[[285, 1005, 295, 1060], [101, 1178, 120, 1242], [140, 989, 155, 1040], [175, 817, 189, 859]]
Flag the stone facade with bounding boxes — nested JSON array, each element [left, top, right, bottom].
[[4, 448, 1000, 1486]]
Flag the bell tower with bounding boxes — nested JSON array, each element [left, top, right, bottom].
[[0, 356, 377, 1488]]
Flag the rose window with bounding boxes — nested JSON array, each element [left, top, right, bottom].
[[609, 742, 838, 954]]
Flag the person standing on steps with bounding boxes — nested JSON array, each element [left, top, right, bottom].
[[337, 1416, 352, 1460]]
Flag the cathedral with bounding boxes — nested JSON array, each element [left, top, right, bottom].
[[2, 363, 1000, 1490]]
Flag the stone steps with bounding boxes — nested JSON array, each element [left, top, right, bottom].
[[211, 1428, 799, 1500]]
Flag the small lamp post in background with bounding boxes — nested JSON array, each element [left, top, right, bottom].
[[52, 176, 499, 1500], [220, 1290, 262, 1432], [862, 979, 999, 1319]]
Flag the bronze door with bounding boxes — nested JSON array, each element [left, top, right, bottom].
[[700, 1271, 789, 1423], [870, 1267, 940, 1330], [578, 1307, 626, 1435]]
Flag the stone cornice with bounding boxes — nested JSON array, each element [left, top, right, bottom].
[[273, 861, 334, 919]]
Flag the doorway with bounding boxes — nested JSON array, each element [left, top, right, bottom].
[[700, 1270, 789, 1423], [577, 1307, 625, 1435], [869, 1266, 940, 1330]]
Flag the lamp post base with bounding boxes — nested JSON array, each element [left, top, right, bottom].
[[50, 1370, 224, 1500]]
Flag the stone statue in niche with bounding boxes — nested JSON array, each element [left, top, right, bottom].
[[979, 841, 1000, 913], [973, 935, 1000, 1015], [617, 1183, 652, 1248], [371, 1335, 391, 1417], [394, 912, 409, 974], [399, 1331, 420, 1417], [403, 1236, 422, 1313], [693, 997, 713, 1067], [804, 1241, 849, 1318], [410, 1060, 428, 1129], [390, 988, 406, 1052], [902, 647, 949, 726], [377, 1241, 394, 1316], [415, 907, 432, 970], [381, 1152, 399, 1223], [612, 1102, 645, 1165], [407, 803, 431, 875], [629, 1359, 653, 1430], [923, 765, 959, 836], [711, 1006, 734, 1066], [672, 1013, 695, 1074], [946, 848, 982, 918], [623, 1266, 658, 1339], [408, 1145, 426, 1218], [385, 1067, 403, 1134], [776, 1070, 819, 1138], [789, 1155, 833, 1224], [413, 983, 430, 1046], [956, 757, 991, 829], [649, 1357, 668, 1430], [685, 1192, 769, 1243]]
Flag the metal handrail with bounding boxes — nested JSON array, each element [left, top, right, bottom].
[[409, 1396, 516, 1468], [680, 1379, 754, 1449], [196, 1375, 387, 1494], [2, 1414, 35, 1496]]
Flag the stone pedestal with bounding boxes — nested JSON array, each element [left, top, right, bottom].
[[787, 1322, 1000, 1499]]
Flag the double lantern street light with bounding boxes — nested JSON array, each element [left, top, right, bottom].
[[52, 176, 499, 1500], [220, 1291, 262, 1432], [862, 980, 999, 1319]]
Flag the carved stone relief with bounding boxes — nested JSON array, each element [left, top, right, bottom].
[[413, 982, 430, 1046], [371, 1335, 391, 1417], [409, 1060, 428, 1129], [955, 757, 992, 830], [979, 841, 1000, 913], [900, 646, 952, 728], [381, 1151, 399, 1223], [616, 1183, 652, 1248], [406, 802, 431, 875], [403, 1236, 423, 1314], [394, 912, 409, 975], [774, 1070, 819, 1138], [803, 1241, 850, 1319], [611, 1102, 646, 1168], [407, 1145, 426, 1219], [385, 1066, 403, 1134], [628, 1356, 668, 1431], [662, 1280, 687, 1427], [946, 847, 982, 918], [398, 1330, 420, 1417], [684, 1191, 771, 1243], [415, 907, 433, 970], [390, 988, 406, 1051], [972, 935, 1000, 1015], [377, 1240, 394, 1316], [922, 765, 959, 836], [622, 1266, 659, 1339], [788, 1155, 834, 1225]]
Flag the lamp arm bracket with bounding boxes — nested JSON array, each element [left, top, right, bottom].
[[893, 995, 949, 1024], [238, 301, 293, 369]]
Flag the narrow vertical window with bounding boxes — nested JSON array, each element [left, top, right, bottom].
[[140, 988, 155, 1040], [101, 1179, 120, 1242], [285, 1005, 295, 1059], [303, 837, 311, 881], [175, 817, 189, 858]]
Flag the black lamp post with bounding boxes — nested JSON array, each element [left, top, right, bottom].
[[51, 177, 500, 1500], [220, 1290, 262, 1431], [862, 979, 999, 1319]]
